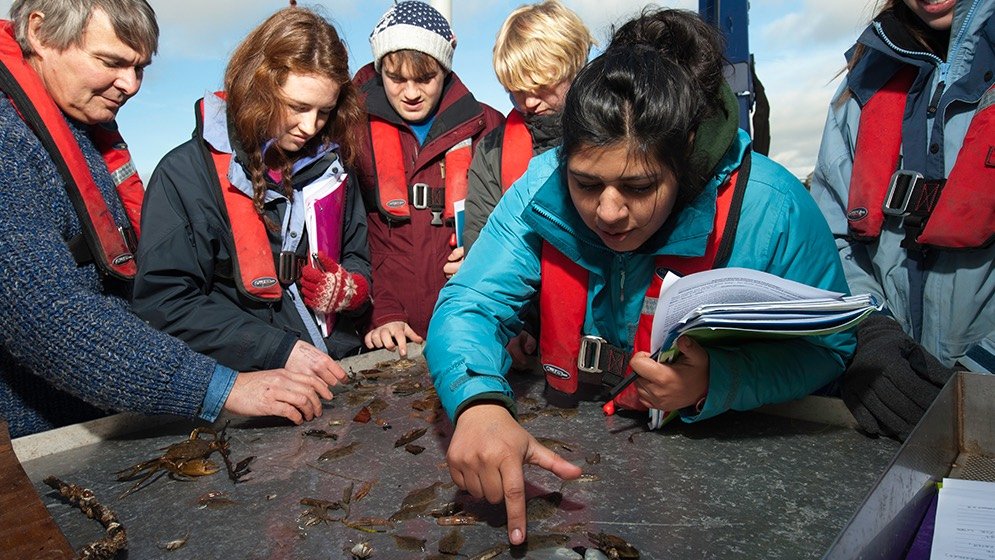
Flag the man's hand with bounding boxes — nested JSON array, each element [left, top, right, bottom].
[[443, 246, 464, 278], [285, 340, 347, 386], [364, 321, 424, 357], [447, 403, 582, 545], [629, 336, 710, 411], [223, 368, 333, 424]]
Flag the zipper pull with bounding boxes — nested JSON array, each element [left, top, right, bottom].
[[927, 80, 945, 115], [619, 267, 626, 302]]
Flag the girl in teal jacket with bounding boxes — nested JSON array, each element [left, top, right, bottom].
[[424, 9, 853, 546]]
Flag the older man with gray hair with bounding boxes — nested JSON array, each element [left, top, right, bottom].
[[0, 0, 339, 438]]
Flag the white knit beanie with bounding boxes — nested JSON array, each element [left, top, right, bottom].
[[370, 1, 457, 72]]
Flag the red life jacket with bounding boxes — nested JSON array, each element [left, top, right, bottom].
[[500, 109, 533, 191], [368, 116, 472, 224], [196, 94, 345, 303], [539, 160, 746, 412], [0, 20, 143, 280], [847, 66, 995, 249]]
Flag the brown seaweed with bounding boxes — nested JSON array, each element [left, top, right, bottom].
[[352, 407, 372, 423], [468, 544, 509, 560], [517, 412, 539, 423], [400, 481, 446, 508], [390, 481, 446, 521], [436, 515, 478, 526], [510, 533, 570, 553], [302, 429, 339, 440], [343, 517, 389, 533], [353, 479, 376, 502], [318, 442, 360, 462], [366, 397, 388, 415], [411, 395, 441, 411], [429, 501, 463, 517], [392, 379, 427, 396], [393, 535, 427, 552], [540, 407, 579, 419], [535, 437, 575, 453], [525, 491, 563, 522], [196, 490, 236, 509], [438, 528, 465, 555], [394, 427, 427, 447]]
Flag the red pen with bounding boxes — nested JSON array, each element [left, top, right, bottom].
[[602, 373, 637, 415]]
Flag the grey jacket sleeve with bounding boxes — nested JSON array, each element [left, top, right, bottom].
[[463, 127, 505, 252]]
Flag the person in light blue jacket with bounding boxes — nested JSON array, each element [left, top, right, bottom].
[[811, 0, 995, 373], [425, 9, 854, 546], [810, 0, 994, 439]]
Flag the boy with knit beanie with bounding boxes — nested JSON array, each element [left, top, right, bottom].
[[355, 1, 503, 357]]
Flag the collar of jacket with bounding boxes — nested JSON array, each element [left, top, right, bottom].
[[687, 82, 740, 200], [523, 129, 750, 270], [523, 111, 562, 154], [847, 0, 994, 107], [355, 62, 487, 150], [199, 92, 341, 202]]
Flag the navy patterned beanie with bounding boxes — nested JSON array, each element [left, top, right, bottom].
[[370, 1, 456, 72]]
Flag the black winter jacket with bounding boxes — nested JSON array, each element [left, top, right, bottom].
[[133, 111, 371, 370]]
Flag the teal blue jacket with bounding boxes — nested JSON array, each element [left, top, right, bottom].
[[426, 131, 854, 421]]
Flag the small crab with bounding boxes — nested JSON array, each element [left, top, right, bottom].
[[349, 541, 373, 559], [587, 531, 640, 559], [116, 423, 251, 498]]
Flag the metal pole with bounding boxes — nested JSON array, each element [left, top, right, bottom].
[[699, 0, 754, 134], [426, 0, 452, 23]]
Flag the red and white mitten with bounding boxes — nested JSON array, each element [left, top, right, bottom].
[[300, 253, 369, 313]]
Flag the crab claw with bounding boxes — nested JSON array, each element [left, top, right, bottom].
[[177, 458, 221, 477]]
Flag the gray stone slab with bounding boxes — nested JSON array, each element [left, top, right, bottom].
[[20, 351, 900, 559]]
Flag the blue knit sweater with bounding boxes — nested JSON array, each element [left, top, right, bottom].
[[0, 95, 219, 438]]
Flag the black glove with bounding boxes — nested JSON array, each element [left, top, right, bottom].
[[842, 315, 957, 442]]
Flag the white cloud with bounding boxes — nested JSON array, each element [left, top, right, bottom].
[[756, 47, 847, 178], [564, 0, 697, 41], [760, 0, 875, 49]]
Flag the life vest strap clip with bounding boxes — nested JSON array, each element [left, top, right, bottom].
[[277, 251, 304, 285], [577, 335, 628, 389], [412, 183, 430, 210], [883, 170, 944, 218]]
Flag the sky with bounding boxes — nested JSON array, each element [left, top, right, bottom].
[[1, 0, 884, 180]]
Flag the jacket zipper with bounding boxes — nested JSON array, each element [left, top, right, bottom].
[[872, 0, 982, 87]]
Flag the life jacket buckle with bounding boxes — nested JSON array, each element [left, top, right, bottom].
[[277, 251, 302, 284], [577, 335, 606, 374], [412, 183, 430, 210], [578, 335, 630, 389], [430, 210, 444, 226], [883, 170, 924, 217]]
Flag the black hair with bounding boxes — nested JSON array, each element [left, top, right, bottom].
[[610, 8, 727, 119], [560, 9, 730, 207]]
